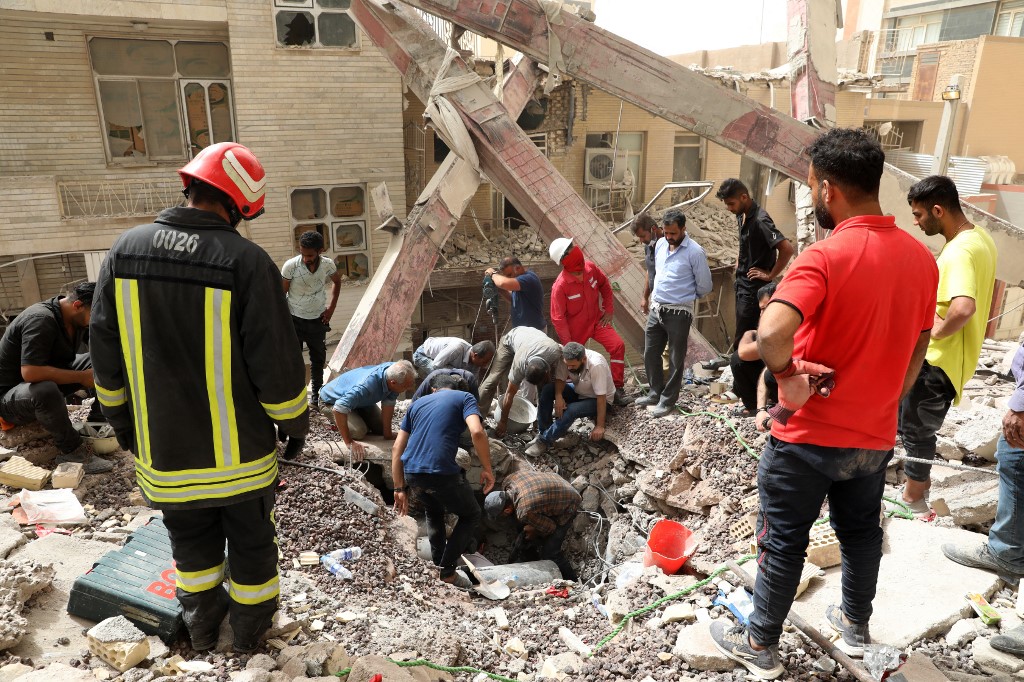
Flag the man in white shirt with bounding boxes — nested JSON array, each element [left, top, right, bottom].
[[281, 231, 341, 407], [412, 337, 494, 379], [527, 342, 615, 456]]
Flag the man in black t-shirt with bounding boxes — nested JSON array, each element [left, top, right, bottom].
[[0, 282, 112, 473], [717, 179, 794, 416]]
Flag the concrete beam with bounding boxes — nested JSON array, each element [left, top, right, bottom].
[[402, 0, 1024, 285], [397, 0, 815, 181], [348, 0, 718, 362], [787, 0, 838, 126], [329, 57, 541, 373]]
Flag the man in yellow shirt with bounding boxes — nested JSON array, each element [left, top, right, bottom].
[[899, 175, 997, 516]]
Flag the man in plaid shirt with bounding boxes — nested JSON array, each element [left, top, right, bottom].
[[485, 468, 581, 581]]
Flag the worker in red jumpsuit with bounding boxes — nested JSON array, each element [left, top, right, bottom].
[[548, 238, 630, 406]]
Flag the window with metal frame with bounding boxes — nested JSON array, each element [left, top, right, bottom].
[[274, 0, 359, 49], [88, 38, 234, 163], [672, 132, 702, 182], [996, 0, 1024, 36], [289, 184, 371, 283]]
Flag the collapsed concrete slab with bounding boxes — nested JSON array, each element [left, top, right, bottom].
[[0, 559, 55, 651], [8, 533, 114, 664], [794, 518, 1003, 649]]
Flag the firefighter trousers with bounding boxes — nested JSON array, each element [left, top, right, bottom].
[[162, 491, 279, 651]]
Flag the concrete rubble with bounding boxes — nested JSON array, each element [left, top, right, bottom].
[[0, 339, 1016, 681]]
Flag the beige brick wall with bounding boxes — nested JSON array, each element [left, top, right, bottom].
[[961, 36, 1024, 170], [0, 2, 406, 330], [907, 37, 980, 102]]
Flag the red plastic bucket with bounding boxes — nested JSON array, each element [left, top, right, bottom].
[[643, 519, 698, 574]]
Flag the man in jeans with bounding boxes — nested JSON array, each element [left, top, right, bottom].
[[898, 175, 997, 517], [717, 179, 793, 417], [942, 342, 1024, 658], [526, 342, 615, 456], [484, 468, 582, 581], [0, 282, 112, 473], [282, 231, 341, 408], [391, 374, 494, 587], [711, 128, 938, 680], [478, 326, 568, 436], [635, 209, 712, 418]]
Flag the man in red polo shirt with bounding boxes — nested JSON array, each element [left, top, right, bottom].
[[711, 128, 938, 680], [549, 238, 629, 406]]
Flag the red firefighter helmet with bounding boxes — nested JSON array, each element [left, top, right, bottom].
[[178, 142, 266, 220]]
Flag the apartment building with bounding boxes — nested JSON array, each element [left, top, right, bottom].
[[0, 0, 406, 333]]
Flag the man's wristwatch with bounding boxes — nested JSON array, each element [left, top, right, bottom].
[[392, 486, 409, 493]]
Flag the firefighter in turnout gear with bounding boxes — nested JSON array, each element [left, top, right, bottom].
[[89, 142, 309, 653]]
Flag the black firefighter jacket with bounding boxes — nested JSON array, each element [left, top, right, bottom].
[[90, 207, 309, 510]]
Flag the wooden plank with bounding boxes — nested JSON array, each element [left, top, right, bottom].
[[328, 56, 543, 372], [347, 0, 718, 363]]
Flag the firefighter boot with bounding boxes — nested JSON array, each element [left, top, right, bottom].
[[179, 585, 229, 651], [230, 606, 276, 653]]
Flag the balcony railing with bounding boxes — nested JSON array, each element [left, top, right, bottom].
[[58, 179, 185, 219]]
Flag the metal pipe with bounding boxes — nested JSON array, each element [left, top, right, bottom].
[[725, 561, 876, 682], [893, 453, 999, 476], [609, 181, 715, 234]]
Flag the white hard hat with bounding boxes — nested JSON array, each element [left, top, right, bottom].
[[549, 237, 573, 265]]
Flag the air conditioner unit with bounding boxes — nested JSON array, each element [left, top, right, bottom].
[[585, 148, 628, 185]]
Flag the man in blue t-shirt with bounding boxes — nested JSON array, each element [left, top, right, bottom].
[[485, 257, 546, 331], [391, 374, 495, 587]]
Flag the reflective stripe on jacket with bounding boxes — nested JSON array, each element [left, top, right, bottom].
[[90, 207, 309, 509]]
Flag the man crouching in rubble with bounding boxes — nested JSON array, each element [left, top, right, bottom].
[[527, 341, 615, 456], [711, 128, 938, 680], [319, 360, 417, 461], [484, 468, 581, 581], [391, 373, 494, 587]]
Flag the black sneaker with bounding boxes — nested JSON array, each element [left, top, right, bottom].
[[942, 541, 1023, 586], [826, 604, 869, 657], [710, 621, 785, 680]]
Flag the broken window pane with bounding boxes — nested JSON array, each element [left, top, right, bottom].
[[208, 83, 234, 143], [336, 254, 369, 281], [673, 146, 701, 182], [318, 0, 352, 8], [175, 42, 230, 78], [319, 13, 357, 47], [99, 80, 145, 158], [183, 82, 211, 153], [332, 221, 366, 252], [277, 11, 316, 46], [90, 38, 175, 77], [291, 189, 327, 221], [329, 186, 364, 218], [139, 80, 183, 158]]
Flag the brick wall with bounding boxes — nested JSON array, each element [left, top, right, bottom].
[[0, 2, 406, 331]]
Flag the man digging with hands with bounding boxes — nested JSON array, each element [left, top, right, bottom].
[[391, 374, 494, 587], [319, 360, 417, 461]]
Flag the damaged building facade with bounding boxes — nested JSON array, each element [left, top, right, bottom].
[[0, 0, 406, 338]]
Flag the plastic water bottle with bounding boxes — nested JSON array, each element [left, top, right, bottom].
[[320, 555, 353, 580], [327, 546, 362, 562]]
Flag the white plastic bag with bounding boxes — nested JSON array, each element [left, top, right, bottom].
[[18, 488, 87, 524]]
